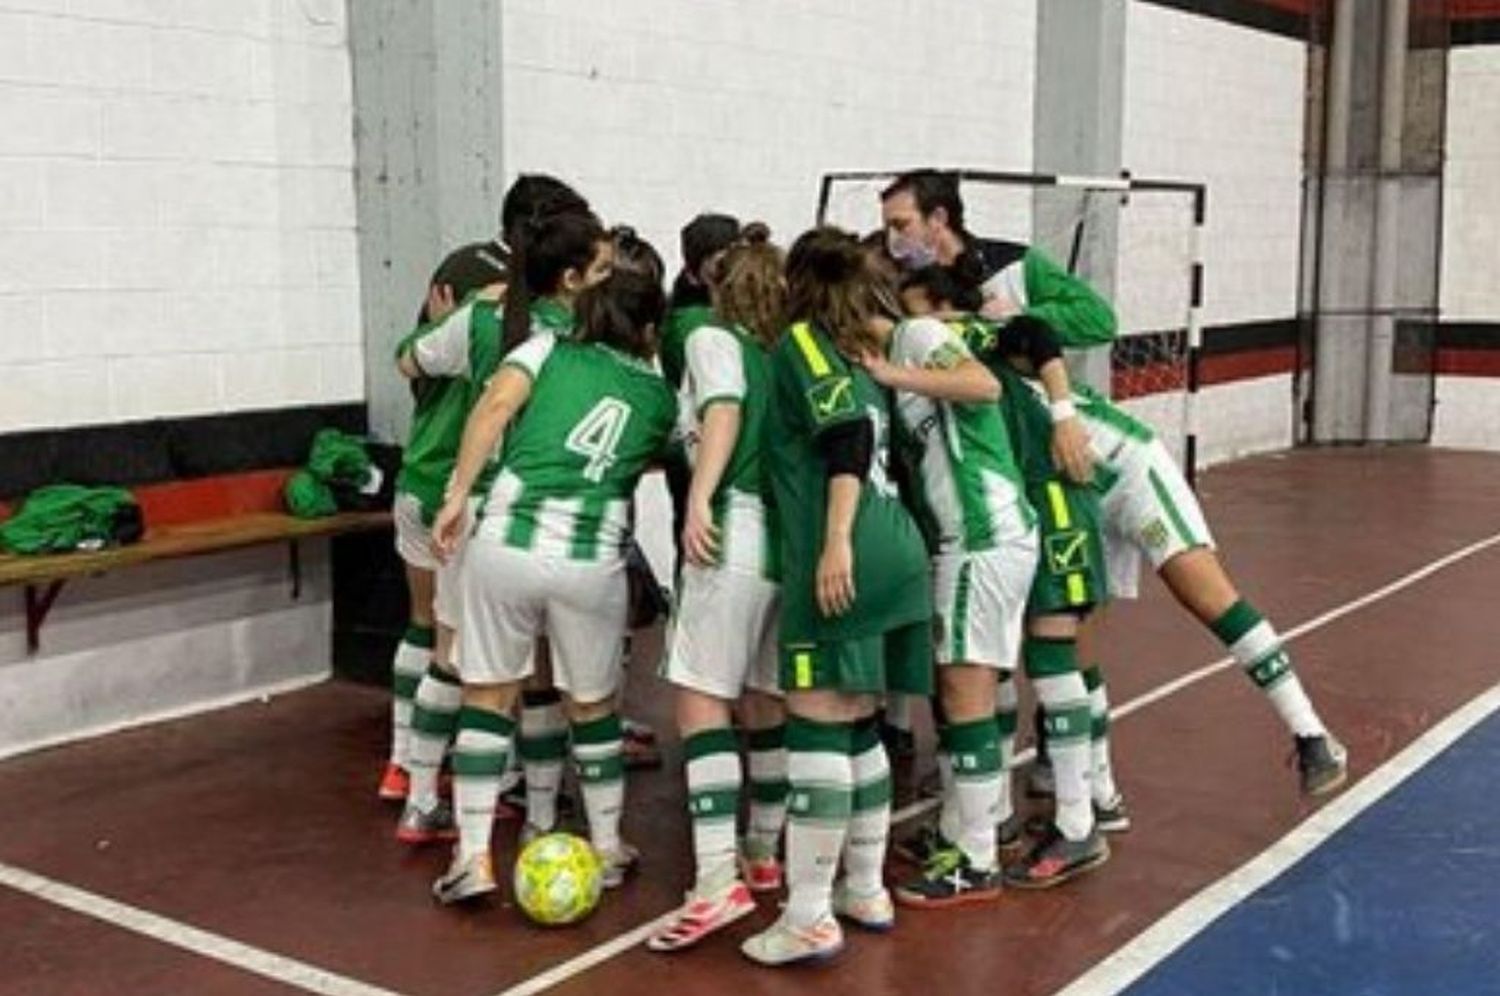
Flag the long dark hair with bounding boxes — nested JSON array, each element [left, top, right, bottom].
[[501, 208, 606, 355], [574, 270, 667, 361], [785, 226, 886, 359], [500, 174, 588, 245]]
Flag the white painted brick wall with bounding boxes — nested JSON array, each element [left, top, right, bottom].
[[499, 0, 1037, 272], [1122, 4, 1307, 464], [1434, 45, 1500, 451], [0, 0, 363, 432]]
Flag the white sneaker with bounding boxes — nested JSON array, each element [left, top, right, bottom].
[[740, 914, 844, 967], [831, 881, 895, 932], [431, 850, 496, 905]]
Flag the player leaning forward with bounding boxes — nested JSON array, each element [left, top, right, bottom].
[[427, 269, 677, 903], [740, 227, 934, 967]]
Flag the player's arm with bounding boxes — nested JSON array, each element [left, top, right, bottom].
[[682, 327, 745, 566], [861, 317, 998, 403], [999, 315, 1094, 485], [816, 420, 870, 618], [397, 298, 477, 380], [1021, 247, 1117, 346], [430, 336, 551, 556]]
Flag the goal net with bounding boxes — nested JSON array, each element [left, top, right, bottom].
[[816, 169, 1204, 481]]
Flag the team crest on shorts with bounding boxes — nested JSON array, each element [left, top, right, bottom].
[[1140, 519, 1170, 551]]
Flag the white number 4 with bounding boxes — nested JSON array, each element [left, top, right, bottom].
[[566, 398, 631, 483]]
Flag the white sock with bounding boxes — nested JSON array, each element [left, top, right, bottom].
[[745, 725, 789, 857], [452, 708, 514, 862], [685, 727, 741, 892], [389, 631, 431, 766], [519, 693, 568, 831], [1084, 666, 1119, 805], [784, 719, 852, 928], [407, 665, 462, 812], [943, 717, 1001, 871], [843, 725, 891, 897], [571, 715, 625, 854], [1033, 674, 1093, 841], [1230, 622, 1326, 737]]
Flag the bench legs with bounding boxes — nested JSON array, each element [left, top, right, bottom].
[[24, 580, 65, 655]]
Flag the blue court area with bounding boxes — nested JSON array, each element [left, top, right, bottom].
[[1128, 708, 1500, 996]]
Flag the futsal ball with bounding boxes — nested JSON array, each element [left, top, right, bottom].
[[513, 832, 604, 926]]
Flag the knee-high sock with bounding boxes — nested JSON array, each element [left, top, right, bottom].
[[407, 664, 462, 811], [519, 689, 568, 831], [685, 727, 741, 892], [941, 716, 1001, 870], [745, 725, 789, 858], [390, 624, 433, 767], [452, 706, 515, 861], [571, 714, 626, 854], [843, 717, 892, 897], [1082, 665, 1119, 805], [995, 674, 1019, 822], [1025, 638, 1093, 841], [1212, 600, 1326, 737], [784, 716, 853, 928]]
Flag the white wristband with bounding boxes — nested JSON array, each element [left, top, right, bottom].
[[1049, 398, 1078, 423]]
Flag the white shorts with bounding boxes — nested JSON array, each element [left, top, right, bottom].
[[661, 564, 780, 700], [1101, 439, 1215, 600], [933, 530, 1037, 670], [431, 498, 482, 632], [460, 540, 627, 704], [393, 492, 440, 572]]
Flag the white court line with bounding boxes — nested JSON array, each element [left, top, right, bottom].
[[3, 530, 1497, 996], [1057, 680, 1500, 996], [502, 526, 1500, 995], [0, 861, 405, 996]]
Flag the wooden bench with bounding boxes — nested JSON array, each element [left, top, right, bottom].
[[0, 468, 391, 653]]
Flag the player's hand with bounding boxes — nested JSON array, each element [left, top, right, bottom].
[[682, 501, 720, 567], [431, 496, 468, 562], [816, 535, 856, 617], [1051, 416, 1095, 485], [427, 283, 457, 323], [856, 349, 900, 388], [980, 293, 1020, 322]]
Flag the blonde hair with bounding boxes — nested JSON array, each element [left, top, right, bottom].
[[714, 223, 784, 349]]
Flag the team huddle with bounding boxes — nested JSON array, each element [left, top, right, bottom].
[[377, 169, 1348, 966]]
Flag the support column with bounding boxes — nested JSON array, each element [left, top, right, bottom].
[[348, 2, 505, 444], [1032, 0, 1127, 393]]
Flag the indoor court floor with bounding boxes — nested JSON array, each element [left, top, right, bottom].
[[3, 447, 1498, 996]]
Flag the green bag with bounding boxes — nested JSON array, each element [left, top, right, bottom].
[[0, 484, 142, 555], [307, 428, 373, 488], [284, 470, 338, 519]]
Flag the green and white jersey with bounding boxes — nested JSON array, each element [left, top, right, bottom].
[[394, 296, 505, 521], [888, 317, 1034, 555], [765, 321, 931, 646], [1021, 380, 1155, 495], [477, 334, 677, 563], [660, 302, 716, 390], [678, 321, 779, 580]]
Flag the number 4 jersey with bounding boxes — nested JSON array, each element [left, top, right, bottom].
[[476, 334, 678, 562]]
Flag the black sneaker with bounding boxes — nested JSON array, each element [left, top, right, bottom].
[[894, 846, 1003, 909], [1004, 825, 1109, 890], [998, 813, 1025, 857], [1295, 734, 1348, 796], [1093, 795, 1131, 834], [893, 821, 952, 865]]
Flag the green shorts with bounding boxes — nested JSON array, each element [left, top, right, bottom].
[[780, 619, 934, 697], [1027, 478, 1107, 617]]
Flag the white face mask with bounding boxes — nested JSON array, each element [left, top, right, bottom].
[[888, 229, 938, 270]]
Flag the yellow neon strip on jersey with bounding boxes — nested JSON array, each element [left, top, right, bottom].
[[792, 322, 831, 377], [794, 651, 814, 689], [1067, 572, 1087, 605], [1046, 481, 1072, 530]]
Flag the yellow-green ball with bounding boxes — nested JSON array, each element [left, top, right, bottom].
[[514, 832, 604, 926]]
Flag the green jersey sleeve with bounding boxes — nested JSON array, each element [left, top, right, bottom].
[[684, 324, 746, 417], [404, 300, 477, 378], [892, 316, 972, 370], [1019, 247, 1117, 347], [783, 322, 864, 439]]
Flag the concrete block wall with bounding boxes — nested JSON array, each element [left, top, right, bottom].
[[0, 0, 360, 756], [0, 0, 364, 432], [1434, 44, 1500, 450], [1120, 3, 1306, 466]]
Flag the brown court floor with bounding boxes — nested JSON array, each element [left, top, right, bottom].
[[2, 447, 1499, 996]]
